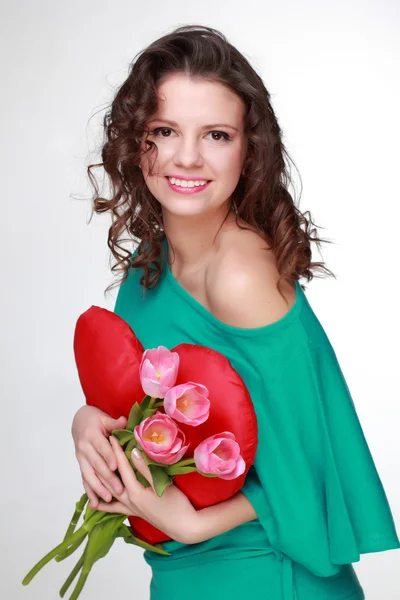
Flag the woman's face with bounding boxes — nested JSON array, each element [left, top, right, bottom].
[[139, 73, 247, 219]]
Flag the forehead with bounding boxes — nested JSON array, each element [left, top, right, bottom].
[[152, 73, 245, 124]]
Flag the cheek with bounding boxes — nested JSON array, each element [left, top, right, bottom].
[[139, 143, 172, 176], [212, 147, 244, 179]]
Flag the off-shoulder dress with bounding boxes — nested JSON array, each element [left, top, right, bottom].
[[113, 238, 400, 600]]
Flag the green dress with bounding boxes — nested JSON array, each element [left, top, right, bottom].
[[113, 239, 399, 600]]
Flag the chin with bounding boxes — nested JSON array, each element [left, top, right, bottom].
[[161, 202, 211, 218]]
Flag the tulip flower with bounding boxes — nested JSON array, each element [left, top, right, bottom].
[[134, 411, 189, 465], [164, 382, 210, 426], [22, 321, 253, 600], [139, 346, 179, 399], [194, 432, 246, 480]]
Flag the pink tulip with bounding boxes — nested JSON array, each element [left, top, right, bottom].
[[140, 346, 180, 399], [164, 382, 210, 426], [194, 432, 246, 480], [134, 411, 189, 465]]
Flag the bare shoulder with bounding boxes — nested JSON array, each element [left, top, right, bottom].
[[207, 229, 296, 329]]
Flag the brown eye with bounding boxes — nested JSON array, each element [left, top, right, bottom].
[[209, 131, 231, 142], [150, 127, 172, 137]]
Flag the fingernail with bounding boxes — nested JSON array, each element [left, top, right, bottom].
[[132, 448, 142, 460]]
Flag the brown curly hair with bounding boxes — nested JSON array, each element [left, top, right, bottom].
[[87, 24, 335, 298]]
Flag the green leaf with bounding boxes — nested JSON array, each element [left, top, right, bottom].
[[83, 503, 98, 523], [149, 465, 172, 497], [84, 515, 125, 564], [119, 524, 171, 555], [111, 429, 134, 446], [139, 395, 152, 412], [124, 450, 136, 469], [126, 403, 143, 431], [125, 437, 138, 453], [67, 516, 125, 600], [135, 471, 151, 488], [141, 408, 158, 419]]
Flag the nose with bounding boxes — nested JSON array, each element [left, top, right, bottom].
[[173, 135, 203, 169]]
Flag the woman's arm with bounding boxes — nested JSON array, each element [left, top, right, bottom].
[[189, 491, 257, 544]]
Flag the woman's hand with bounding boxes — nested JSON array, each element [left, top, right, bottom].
[[71, 405, 128, 508], [95, 436, 200, 544]]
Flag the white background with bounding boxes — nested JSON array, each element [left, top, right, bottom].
[[1, 1, 399, 599]]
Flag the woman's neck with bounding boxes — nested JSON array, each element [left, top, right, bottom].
[[162, 204, 237, 274]]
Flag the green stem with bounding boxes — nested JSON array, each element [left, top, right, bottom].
[[58, 493, 88, 552], [148, 396, 156, 409], [69, 566, 90, 600], [172, 457, 196, 468], [22, 526, 88, 586], [166, 466, 198, 476], [55, 533, 86, 562], [59, 553, 85, 597], [22, 511, 105, 586], [153, 401, 164, 408]]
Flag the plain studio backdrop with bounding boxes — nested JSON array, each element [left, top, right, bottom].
[[1, 1, 399, 599]]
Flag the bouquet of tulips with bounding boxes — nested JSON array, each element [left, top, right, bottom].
[[22, 343, 247, 600], [126, 346, 246, 486]]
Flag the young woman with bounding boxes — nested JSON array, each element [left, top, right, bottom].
[[71, 24, 399, 600]]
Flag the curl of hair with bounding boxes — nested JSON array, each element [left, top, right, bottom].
[[87, 24, 335, 299]]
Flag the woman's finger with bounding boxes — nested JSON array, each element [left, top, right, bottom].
[[82, 479, 99, 508], [96, 473, 137, 516], [79, 455, 113, 502], [131, 449, 156, 493], [109, 436, 141, 497], [95, 497, 132, 516], [97, 473, 114, 499], [85, 444, 124, 495], [97, 473, 128, 506], [96, 434, 119, 472]]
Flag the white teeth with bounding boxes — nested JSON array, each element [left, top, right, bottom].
[[168, 177, 208, 187]]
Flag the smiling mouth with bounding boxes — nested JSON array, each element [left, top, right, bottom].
[[164, 176, 212, 182]]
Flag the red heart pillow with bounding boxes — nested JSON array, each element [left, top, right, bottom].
[[73, 306, 258, 545]]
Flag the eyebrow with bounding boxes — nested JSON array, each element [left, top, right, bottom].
[[147, 118, 239, 132]]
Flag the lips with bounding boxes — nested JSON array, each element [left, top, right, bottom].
[[165, 176, 212, 183], [164, 176, 213, 195]]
